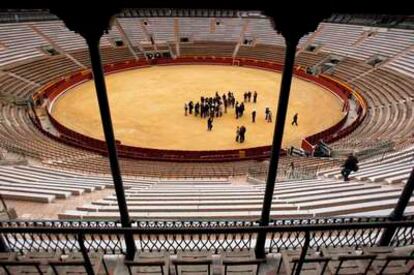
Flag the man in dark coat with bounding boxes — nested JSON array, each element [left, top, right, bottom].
[[265, 107, 270, 120], [239, 102, 245, 117], [236, 126, 240, 142], [207, 117, 213, 131], [188, 101, 194, 115], [341, 153, 359, 181], [195, 102, 200, 116], [239, 125, 246, 143], [252, 110, 256, 123], [292, 113, 298, 126]]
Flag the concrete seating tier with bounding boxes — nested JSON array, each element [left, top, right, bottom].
[[69, 47, 136, 68], [320, 145, 414, 185], [237, 44, 285, 64], [180, 41, 236, 57], [294, 51, 329, 68], [3, 55, 81, 85], [59, 175, 409, 220], [0, 23, 48, 67], [0, 163, 159, 203]]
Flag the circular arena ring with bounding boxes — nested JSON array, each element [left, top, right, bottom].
[[32, 56, 367, 162]]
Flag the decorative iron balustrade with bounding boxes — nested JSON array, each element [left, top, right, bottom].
[[1, 216, 414, 255]]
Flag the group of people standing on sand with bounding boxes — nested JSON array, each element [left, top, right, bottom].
[[183, 90, 301, 143], [184, 90, 258, 134], [184, 91, 240, 119], [243, 91, 258, 103]]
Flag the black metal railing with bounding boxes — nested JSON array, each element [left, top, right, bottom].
[[1, 216, 414, 255]]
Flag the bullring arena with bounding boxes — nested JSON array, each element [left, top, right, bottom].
[[51, 64, 344, 150], [0, 8, 413, 275]]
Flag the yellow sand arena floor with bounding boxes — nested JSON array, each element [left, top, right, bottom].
[[51, 65, 344, 150]]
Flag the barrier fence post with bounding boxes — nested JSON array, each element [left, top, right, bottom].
[[78, 233, 95, 275], [254, 12, 328, 258], [86, 36, 136, 260], [295, 231, 310, 275], [51, 7, 137, 260], [379, 167, 414, 246], [255, 35, 300, 258]]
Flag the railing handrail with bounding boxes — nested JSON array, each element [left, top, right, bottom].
[[1, 219, 414, 235]]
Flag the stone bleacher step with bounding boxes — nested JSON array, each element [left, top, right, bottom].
[[126, 188, 257, 194], [385, 173, 411, 184], [4, 166, 67, 179], [349, 205, 414, 217], [254, 181, 354, 192], [320, 149, 414, 178], [76, 203, 297, 212], [149, 184, 235, 189], [283, 187, 390, 203], [353, 163, 411, 180], [16, 165, 84, 177], [124, 191, 264, 197], [158, 179, 229, 184], [119, 195, 268, 201], [92, 198, 287, 206], [329, 162, 410, 180], [40, 181, 104, 191], [59, 209, 312, 220], [273, 182, 367, 196], [0, 186, 71, 199], [313, 198, 414, 216], [369, 167, 413, 182], [0, 190, 55, 203], [103, 195, 287, 202], [247, 178, 321, 185], [54, 178, 110, 186], [0, 170, 62, 182], [296, 191, 402, 210], [276, 184, 379, 199], [0, 175, 105, 192], [0, 182, 84, 195]]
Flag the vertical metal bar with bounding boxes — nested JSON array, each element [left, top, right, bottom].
[[51, 264, 59, 275], [255, 36, 300, 258], [127, 264, 133, 275], [3, 265, 11, 275], [78, 233, 95, 275], [0, 195, 8, 212], [35, 264, 43, 275], [335, 260, 344, 274], [320, 260, 329, 275], [0, 234, 8, 252], [363, 257, 375, 275], [378, 258, 391, 274], [408, 260, 414, 274], [85, 36, 136, 259], [379, 167, 414, 246], [295, 231, 310, 275], [0, 195, 11, 251]]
